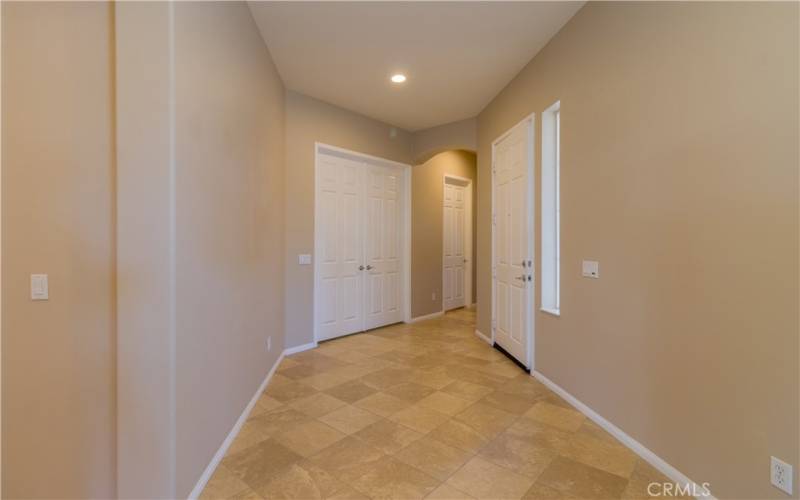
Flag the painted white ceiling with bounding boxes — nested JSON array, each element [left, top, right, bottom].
[[248, 2, 584, 131]]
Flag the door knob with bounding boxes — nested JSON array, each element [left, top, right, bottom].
[[366, 265, 373, 270], [358, 265, 365, 271]]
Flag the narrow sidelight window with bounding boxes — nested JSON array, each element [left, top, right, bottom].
[[541, 101, 560, 315]]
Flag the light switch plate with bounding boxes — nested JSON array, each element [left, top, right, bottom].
[[31, 274, 48, 300], [298, 254, 312, 265], [582, 260, 599, 279]]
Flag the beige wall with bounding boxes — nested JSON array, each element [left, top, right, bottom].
[[412, 118, 477, 164], [3, 2, 286, 497], [1, 2, 116, 497], [115, 2, 176, 496], [173, 2, 286, 496], [411, 150, 477, 318], [284, 91, 413, 348], [476, 3, 799, 498]]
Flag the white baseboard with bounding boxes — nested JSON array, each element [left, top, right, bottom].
[[406, 310, 444, 323], [474, 329, 492, 345], [283, 341, 318, 356], [187, 352, 285, 499], [532, 370, 716, 500]]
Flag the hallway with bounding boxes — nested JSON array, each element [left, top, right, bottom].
[[202, 309, 675, 499]]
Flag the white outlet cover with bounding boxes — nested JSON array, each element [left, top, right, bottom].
[[582, 260, 599, 279], [298, 254, 312, 265], [771, 456, 793, 495]]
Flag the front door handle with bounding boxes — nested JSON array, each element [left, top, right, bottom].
[[358, 265, 365, 271], [366, 265, 373, 270], [515, 275, 526, 281]]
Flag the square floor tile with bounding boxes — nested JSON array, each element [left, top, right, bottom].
[[478, 390, 539, 415], [354, 391, 411, 418], [273, 420, 346, 457], [441, 381, 494, 402], [255, 459, 366, 500], [560, 432, 637, 479], [393, 437, 473, 482], [524, 402, 585, 433], [289, 392, 347, 418], [222, 438, 304, 490], [383, 382, 437, 403], [389, 405, 450, 434], [353, 419, 423, 454], [417, 391, 474, 416], [446, 456, 535, 500], [454, 402, 518, 439], [319, 405, 382, 435], [200, 464, 250, 499], [534, 456, 628, 499], [361, 367, 414, 390], [325, 380, 379, 404], [350, 455, 441, 500], [479, 432, 557, 480], [265, 377, 319, 403], [426, 483, 475, 499], [427, 420, 489, 454], [308, 436, 386, 483]]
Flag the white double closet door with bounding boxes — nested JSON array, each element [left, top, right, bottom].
[[316, 151, 404, 342]]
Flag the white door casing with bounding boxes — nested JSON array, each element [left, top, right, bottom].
[[443, 180, 467, 311], [314, 144, 410, 342], [492, 116, 534, 368]]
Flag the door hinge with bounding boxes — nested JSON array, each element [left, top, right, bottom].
[[492, 213, 497, 225]]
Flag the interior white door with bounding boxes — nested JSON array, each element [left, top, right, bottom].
[[316, 154, 364, 341], [493, 119, 533, 367], [443, 182, 466, 311], [363, 164, 403, 330]]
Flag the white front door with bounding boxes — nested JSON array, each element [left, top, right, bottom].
[[443, 182, 466, 311], [493, 118, 534, 367], [363, 164, 404, 330], [315, 149, 406, 341]]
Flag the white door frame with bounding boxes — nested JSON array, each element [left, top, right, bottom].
[[442, 174, 473, 310], [491, 113, 536, 370], [313, 143, 412, 343]]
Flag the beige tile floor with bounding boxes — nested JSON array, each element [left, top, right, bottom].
[[202, 308, 678, 500]]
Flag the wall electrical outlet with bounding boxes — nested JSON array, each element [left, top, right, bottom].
[[432, 292, 437, 301], [771, 456, 793, 495], [266, 336, 272, 352], [582, 260, 599, 279]]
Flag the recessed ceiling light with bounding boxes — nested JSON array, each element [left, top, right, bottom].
[[391, 74, 407, 84]]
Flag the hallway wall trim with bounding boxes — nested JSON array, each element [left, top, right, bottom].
[[284, 342, 318, 356], [187, 353, 286, 499], [406, 310, 445, 323], [473, 329, 492, 345], [532, 371, 717, 500]]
